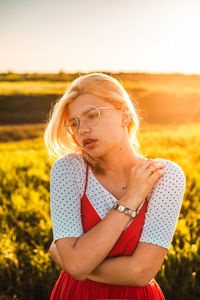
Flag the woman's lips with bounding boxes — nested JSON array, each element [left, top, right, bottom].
[[85, 140, 98, 148]]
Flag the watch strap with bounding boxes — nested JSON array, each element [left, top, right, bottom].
[[112, 203, 137, 219]]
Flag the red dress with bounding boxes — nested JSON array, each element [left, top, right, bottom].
[[50, 164, 165, 300]]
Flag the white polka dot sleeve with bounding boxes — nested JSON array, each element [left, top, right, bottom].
[[139, 158, 186, 250], [50, 156, 85, 241]]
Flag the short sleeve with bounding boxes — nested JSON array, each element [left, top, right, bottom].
[[50, 156, 85, 241], [139, 158, 186, 250]]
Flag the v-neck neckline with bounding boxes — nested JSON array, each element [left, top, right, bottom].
[[87, 164, 146, 214], [81, 163, 148, 233]]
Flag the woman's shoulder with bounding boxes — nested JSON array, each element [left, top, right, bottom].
[[51, 153, 85, 167], [148, 157, 186, 197], [139, 157, 186, 249], [137, 156, 185, 180], [154, 157, 186, 181], [50, 153, 86, 177]]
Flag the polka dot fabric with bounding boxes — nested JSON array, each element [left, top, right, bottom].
[[50, 156, 85, 240], [139, 157, 186, 249], [50, 154, 186, 249]]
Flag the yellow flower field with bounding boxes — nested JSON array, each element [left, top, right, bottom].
[[0, 122, 199, 300]]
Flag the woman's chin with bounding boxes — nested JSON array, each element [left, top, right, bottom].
[[84, 148, 105, 159]]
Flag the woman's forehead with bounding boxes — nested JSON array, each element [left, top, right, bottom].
[[68, 93, 113, 116]]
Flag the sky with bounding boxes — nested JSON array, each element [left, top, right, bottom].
[[0, 0, 200, 74]]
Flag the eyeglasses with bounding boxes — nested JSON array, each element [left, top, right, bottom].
[[64, 106, 121, 135]]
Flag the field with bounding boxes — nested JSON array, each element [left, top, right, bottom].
[[0, 72, 200, 300], [1, 72, 200, 125]]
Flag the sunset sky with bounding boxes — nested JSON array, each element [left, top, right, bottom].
[[0, 0, 200, 74]]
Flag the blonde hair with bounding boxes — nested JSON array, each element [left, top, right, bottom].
[[44, 72, 145, 173]]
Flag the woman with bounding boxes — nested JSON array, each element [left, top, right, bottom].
[[44, 73, 186, 299]]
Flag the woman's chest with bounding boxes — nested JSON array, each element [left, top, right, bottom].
[[91, 174, 127, 201]]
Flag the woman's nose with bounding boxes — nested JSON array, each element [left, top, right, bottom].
[[78, 119, 91, 133]]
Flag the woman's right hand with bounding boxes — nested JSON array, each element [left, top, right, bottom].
[[119, 159, 165, 210]]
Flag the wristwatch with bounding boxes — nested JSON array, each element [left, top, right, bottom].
[[112, 203, 137, 219]]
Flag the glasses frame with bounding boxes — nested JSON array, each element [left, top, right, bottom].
[[64, 106, 122, 135]]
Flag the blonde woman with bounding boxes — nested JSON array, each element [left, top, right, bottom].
[[44, 73, 186, 300]]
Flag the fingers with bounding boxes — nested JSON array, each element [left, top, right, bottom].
[[131, 158, 165, 181], [150, 170, 164, 184], [147, 163, 165, 176], [136, 159, 165, 175]]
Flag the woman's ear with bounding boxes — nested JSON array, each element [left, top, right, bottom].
[[121, 109, 131, 127]]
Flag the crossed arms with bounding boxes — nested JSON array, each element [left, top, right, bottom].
[[49, 239, 167, 287], [48, 209, 167, 287]]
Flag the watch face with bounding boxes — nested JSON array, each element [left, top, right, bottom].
[[113, 203, 118, 209], [118, 205, 125, 212], [131, 211, 137, 218], [124, 209, 132, 215]]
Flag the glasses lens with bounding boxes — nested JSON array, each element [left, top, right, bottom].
[[64, 108, 100, 135], [64, 117, 79, 135], [85, 108, 100, 127]]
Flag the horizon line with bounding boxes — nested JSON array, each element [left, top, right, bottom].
[[1, 69, 200, 76]]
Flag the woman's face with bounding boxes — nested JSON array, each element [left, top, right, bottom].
[[67, 93, 127, 158]]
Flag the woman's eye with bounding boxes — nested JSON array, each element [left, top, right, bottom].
[[88, 111, 99, 119], [70, 120, 78, 127]]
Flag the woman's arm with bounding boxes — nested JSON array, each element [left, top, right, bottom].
[[49, 240, 167, 287], [49, 241, 64, 269], [48, 242, 144, 286], [87, 241, 167, 286]]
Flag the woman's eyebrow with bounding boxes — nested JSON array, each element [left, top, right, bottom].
[[69, 107, 96, 121]]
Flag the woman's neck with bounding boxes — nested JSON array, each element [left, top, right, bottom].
[[100, 143, 140, 177]]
